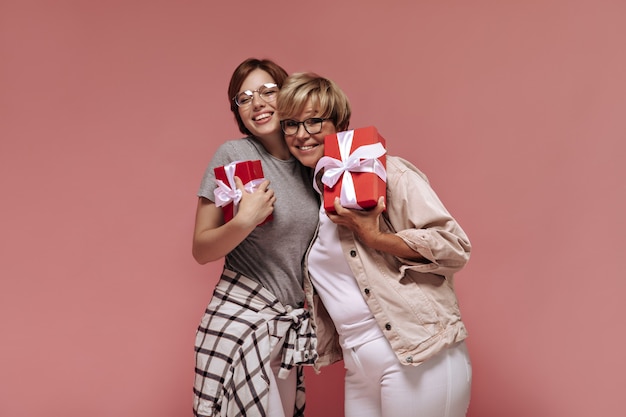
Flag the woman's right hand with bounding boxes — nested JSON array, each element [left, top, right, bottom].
[[232, 176, 275, 228], [192, 177, 275, 264]]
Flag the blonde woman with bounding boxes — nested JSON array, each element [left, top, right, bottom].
[[276, 73, 473, 417]]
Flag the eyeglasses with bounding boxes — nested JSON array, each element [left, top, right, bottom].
[[280, 118, 330, 136], [233, 83, 279, 107]]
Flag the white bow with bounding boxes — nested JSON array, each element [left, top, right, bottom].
[[314, 130, 386, 209], [213, 161, 265, 216]]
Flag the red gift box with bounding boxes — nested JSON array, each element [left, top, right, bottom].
[[317, 126, 387, 213], [213, 160, 272, 225]]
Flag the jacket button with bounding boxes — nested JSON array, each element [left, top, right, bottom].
[[350, 250, 357, 257], [406, 356, 413, 363], [385, 323, 391, 331], [364, 288, 370, 295]]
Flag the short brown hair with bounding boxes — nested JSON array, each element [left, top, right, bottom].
[[276, 72, 351, 132], [228, 58, 288, 136]]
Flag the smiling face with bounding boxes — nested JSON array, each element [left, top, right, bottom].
[[284, 99, 338, 168], [236, 69, 281, 142], [277, 72, 352, 167]]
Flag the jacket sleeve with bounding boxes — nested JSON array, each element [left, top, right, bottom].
[[384, 157, 471, 278]]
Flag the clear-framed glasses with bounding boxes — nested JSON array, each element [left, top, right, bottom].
[[233, 83, 279, 107], [280, 118, 330, 136]]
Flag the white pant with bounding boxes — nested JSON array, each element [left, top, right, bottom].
[[343, 337, 472, 417], [266, 336, 297, 417]]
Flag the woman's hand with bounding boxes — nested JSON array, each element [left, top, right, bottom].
[[232, 176, 275, 228], [328, 196, 424, 260], [327, 196, 386, 248], [192, 177, 275, 264]]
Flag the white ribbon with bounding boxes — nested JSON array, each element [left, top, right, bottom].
[[314, 129, 387, 209], [213, 161, 265, 217]]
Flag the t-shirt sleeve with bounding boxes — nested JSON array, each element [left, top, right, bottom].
[[197, 138, 260, 201], [197, 142, 234, 201]]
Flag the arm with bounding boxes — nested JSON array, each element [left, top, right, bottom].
[[385, 157, 471, 275], [192, 177, 275, 264], [328, 156, 471, 275]]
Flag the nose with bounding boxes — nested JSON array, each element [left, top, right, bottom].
[[251, 92, 265, 107], [294, 123, 309, 139]]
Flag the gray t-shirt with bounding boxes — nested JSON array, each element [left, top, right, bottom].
[[198, 137, 319, 307]]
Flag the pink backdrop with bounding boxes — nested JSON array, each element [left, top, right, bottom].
[[2, 1, 625, 416]]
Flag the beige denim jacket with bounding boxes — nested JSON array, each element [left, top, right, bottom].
[[304, 156, 472, 371]]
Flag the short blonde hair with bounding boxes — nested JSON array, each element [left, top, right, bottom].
[[277, 72, 351, 132]]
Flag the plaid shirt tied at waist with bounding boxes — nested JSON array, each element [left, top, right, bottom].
[[194, 269, 318, 417]]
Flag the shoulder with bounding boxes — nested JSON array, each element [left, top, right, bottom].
[[217, 137, 260, 155], [211, 137, 267, 163], [386, 155, 429, 184]]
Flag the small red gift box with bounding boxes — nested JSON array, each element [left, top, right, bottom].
[[318, 126, 387, 213], [213, 160, 272, 225]]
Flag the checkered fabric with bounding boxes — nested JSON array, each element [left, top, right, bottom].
[[193, 269, 318, 417]]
